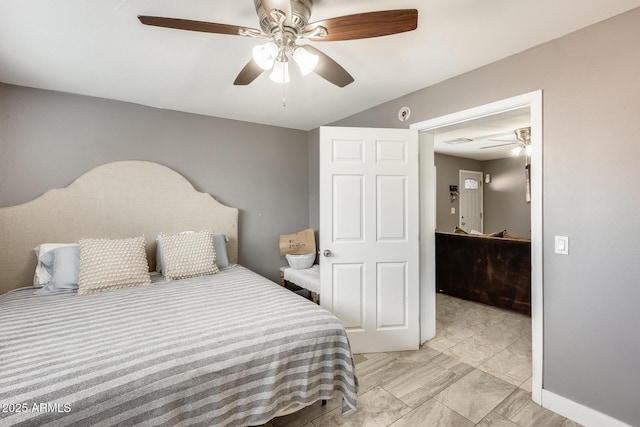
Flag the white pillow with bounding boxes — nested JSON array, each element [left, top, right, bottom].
[[156, 232, 230, 273], [77, 236, 151, 295], [33, 243, 77, 287], [156, 231, 194, 273], [160, 230, 219, 281]]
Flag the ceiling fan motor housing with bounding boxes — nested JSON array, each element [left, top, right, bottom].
[[254, 0, 313, 36], [515, 127, 531, 142]]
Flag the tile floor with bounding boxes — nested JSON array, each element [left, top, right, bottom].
[[264, 293, 582, 427]]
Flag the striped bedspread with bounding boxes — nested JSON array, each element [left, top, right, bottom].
[[0, 266, 357, 426]]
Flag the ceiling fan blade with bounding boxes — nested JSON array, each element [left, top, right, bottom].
[[479, 142, 520, 150], [233, 59, 264, 85], [305, 9, 418, 42], [302, 45, 354, 87], [138, 16, 262, 37]]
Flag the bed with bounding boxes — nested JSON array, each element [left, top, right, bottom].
[[0, 161, 357, 426]]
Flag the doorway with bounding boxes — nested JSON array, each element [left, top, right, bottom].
[[411, 90, 543, 404]]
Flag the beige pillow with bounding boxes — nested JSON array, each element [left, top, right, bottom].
[[77, 236, 151, 295], [487, 229, 506, 238], [160, 230, 219, 281], [504, 232, 531, 241]]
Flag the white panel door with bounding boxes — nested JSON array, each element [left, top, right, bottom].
[[459, 170, 483, 233], [319, 126, 419, 353]]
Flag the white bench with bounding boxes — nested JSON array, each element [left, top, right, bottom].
[[279, 265, 320, 304]]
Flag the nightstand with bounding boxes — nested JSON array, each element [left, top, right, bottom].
[[279, 265, 320, 304]]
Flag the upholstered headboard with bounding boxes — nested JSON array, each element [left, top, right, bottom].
[[0, 161, 238, 294]]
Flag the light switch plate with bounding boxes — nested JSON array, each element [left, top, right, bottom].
[[555, 236, 569, 255], [451, 207, 455, 214]]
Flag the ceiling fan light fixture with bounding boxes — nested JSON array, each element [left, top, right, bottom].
[[525, 144, 532, 156], [293, 47, 318, 76], [511, 146, 524, 156], [252, 42, 278, 70], [269, 60, 290, 83]]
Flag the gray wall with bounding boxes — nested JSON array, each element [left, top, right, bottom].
[[308, 128, 320, 233], [434, 154, 531, 236], [324, 7, 640, 425], [0, 84, 309, 283], [483, 156, 531, 237], [434, 153, 482, 232]]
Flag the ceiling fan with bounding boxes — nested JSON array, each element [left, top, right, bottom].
[[138, 0, 418, 87], [480, 127, 531, 156]]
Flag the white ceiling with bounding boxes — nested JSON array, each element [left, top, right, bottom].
[[1, 1, 639, 131], [433, 109, 531, 161]]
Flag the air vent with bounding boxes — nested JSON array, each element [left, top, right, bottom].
[[443, 137, 473, 145]]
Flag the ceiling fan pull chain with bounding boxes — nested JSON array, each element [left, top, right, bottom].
[[282, 67, 287, 107]]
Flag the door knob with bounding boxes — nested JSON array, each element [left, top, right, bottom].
[[323, 249, 332, 257]]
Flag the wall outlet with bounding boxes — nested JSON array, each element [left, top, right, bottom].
[[451, 207, 455, 214]]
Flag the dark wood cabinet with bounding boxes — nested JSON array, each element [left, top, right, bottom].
[[435, 232, 531, 315]]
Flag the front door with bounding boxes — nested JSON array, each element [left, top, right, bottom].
[[459, 170, 483, 233], [319, 126, 419, 353]]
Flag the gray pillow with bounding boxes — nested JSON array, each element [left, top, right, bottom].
[[156, 233, 230, 273], [35, 246, 80, 295], [213, 233, 230, 269]]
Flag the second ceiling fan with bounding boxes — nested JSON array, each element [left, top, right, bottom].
[[480, 127, 532, 156], [138, 0, 418, 87]]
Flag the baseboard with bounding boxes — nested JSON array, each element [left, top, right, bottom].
[[541, 390, 632, 427]]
